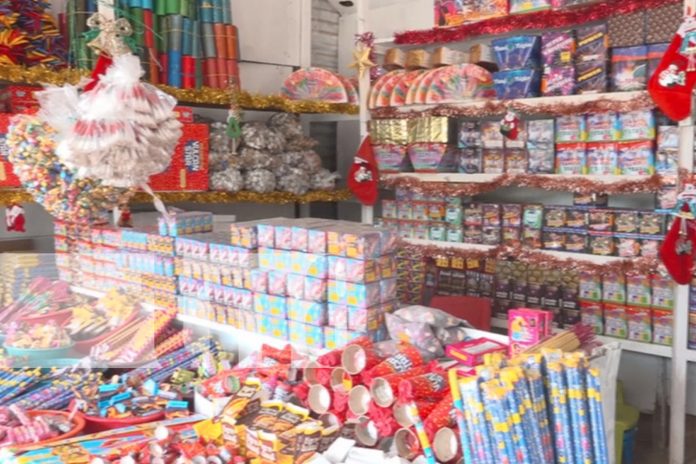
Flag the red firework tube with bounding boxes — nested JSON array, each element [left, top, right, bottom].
[[148, 48, 159, 85], [363, 343, 424, 383], [394, 428, 421, 460], [433, 427, 460, 464], [317, 336, 373, 367], [217, 57, 229, 88], [227, 59, 241, 89], [330, 367, 354, 393], [143, 10, 155, 48], [342, 344, 383, 375], [182, 56, 196, 89], [355, 416, 379, 447], [308, 384, 332, 415], [293, 382, 310, 403], [423, 396, 455, 439], [159, 53, 169, 85], [226, 25, 239, 60], [393, 399, 440, 428], [204, 58, 219, 88], [348, 385, 372, 416], [397, 371, 449, 403], [213, 23, 228, 59], [370, 365, 432, 408], [304, 360, 332, 386]]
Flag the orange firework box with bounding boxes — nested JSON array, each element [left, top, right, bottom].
[[149, 123, 209, 191], [0, 113, 23, 187]]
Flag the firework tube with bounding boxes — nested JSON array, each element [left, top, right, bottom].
[[393, 399, 439, 428], [564, 354, 593, 464], [459, 377, 495, 464], [448, 369, 473, 464], [546, 361, 576, 464], [481, 380, 515, 464], [587, 368, 609, 464], [370, 365, 431, 407], [405, 402, 436, 464]]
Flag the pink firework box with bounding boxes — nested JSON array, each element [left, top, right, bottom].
[[281, 68, 349, 103], [508, 308, 554, 355], [446, 337, 508, 367], [390, 70, 425, 107], [408, 143, 459, 173], [425, 64, 495, 104], [373, 144, 410, 173]]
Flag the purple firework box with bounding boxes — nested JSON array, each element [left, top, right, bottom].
[[542, 66, 576, 96], [576, 60, 608, 94], [541, 31, 576, 66]]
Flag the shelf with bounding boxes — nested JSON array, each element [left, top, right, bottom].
[[370, 90, 651, 116], [404, 238, 626, 265], [383, 173, 654, 184], [491, 316, 674, 358], [0, 65, 359, 115], [0, 189, 353, 206]]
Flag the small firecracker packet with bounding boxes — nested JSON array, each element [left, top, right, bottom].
[[446, 337, 508, 367]]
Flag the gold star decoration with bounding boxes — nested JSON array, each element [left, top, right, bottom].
[[349, 44, 376, 79]]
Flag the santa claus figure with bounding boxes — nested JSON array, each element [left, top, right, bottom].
[[6, 204, 25, 233], [500, 109, 520, 141], [659, 64, 687, 87]]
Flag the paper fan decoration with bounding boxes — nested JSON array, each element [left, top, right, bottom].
[[369, 71, 403, 109], [425, 64, 494, 104], [415, 69, 441, 104], [406, 69, 435, 105], [376, 71, 406, 108], [390, 70, 424, 107], [282, 68, 349, 103], [337, 74, 359, 105]]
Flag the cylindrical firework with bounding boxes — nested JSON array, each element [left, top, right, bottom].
[[363, 343, 424, 383], [433, 427, 460, 463], [524, 366, 554, 462], [397, 370, 449, 403], [370, 365, 431, 407], [405, 402, 437, 464], [448, 369, 473, 464], [330, 367, 354, 393], [308, 384, 332, 415], [348, 385, 372, 416], [459, 377, 495, 464], [393, 399, 439, 428], [342, 343, 383, 375], [587, 368, 609, 464], [564, 354, 593, 464], [481, 380, 515, 464], [498, 368, 534, 464], [546, 361, 576, 464]]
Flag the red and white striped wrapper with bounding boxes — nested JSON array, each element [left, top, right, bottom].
[[423, 396, 455, 439], [397, 370, 449, 403], [393, 399, 441, 428], [362, 343, 424, 383], [370, 365, 432, 407]]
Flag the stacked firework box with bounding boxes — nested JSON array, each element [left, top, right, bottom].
[[54, 217, 398, 350], [67, 0, 240, 89], [0, 254, 58, 306]]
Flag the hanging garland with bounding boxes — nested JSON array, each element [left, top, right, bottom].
[[398, 239, 662, 277], [382, 172, 670, 196], [393, 0, 681, 45], [371, 91, 654, 120]]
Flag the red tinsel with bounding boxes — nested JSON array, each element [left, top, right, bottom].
[[394, 0, 681, 46]]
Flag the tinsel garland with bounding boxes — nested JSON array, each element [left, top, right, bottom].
[[382, 173, 668, 195], [0, 65, 359, 114], [398, 239, 661, 277], [0, 188, 353, 206], [371, 91, 654, 119], [393, 0, 681, 45]]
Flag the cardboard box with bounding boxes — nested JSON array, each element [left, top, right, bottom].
[[149, 123, 209, 191], [0, 113, 22, 187]]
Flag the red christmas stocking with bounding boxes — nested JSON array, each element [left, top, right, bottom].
[[649, 20, 696, 122], [659, 211, 696, 285], [348, 136, 379, 206]]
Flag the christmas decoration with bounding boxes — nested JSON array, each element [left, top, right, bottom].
[[348, 136, 380, 206], [500, 109, 520, 140], [371, 90, 654, 120], [349, 44, 376, 79], [660, 185, 696, 284], [382, 171, 671, 196], [649, 17, 696, 121], [356, 32, 380, 81], [394, 0, 680, 46], [5, 203, 24, 232]]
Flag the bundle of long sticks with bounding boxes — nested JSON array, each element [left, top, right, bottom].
[[524, 324, 597, 354]]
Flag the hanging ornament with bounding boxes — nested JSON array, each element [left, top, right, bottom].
[[348, 136, 379, 206], [349, 44, 376, 79], [5, 204, 25, 233], [660, 184, 696, 285], [500, 109, 520, 140], [649, 16, 696, 121]]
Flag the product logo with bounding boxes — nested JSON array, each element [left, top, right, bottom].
[[184, 140, 202, 172]]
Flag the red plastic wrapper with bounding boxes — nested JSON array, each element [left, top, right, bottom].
[[363, 343, 424, 383], [423, 396, 455, 439], [367, 401, 400, 438], [369, 365, 432, 407], [261, 344, 297, 364], [397, 371, 449, 403]]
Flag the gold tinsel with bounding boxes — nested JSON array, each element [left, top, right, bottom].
[[0, 188, 353, 206], [0, 65, 359, 114]]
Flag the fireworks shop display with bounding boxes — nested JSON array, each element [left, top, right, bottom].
[[370, 111, 675, 176], [209, 113, 340, 195], [53, 217, 399, 350]]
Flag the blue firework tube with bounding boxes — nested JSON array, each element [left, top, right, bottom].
[[449, 369, 474, 464], [500, 370, 535, 464], [565, 357, 593, 464], [510, 371, 545, 464], [546, 361, 576, 464], [587, 368, 609, 464], [460, 377, 495, 464], [481, 381, 515, 464], [525, 368, 554, 461]]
